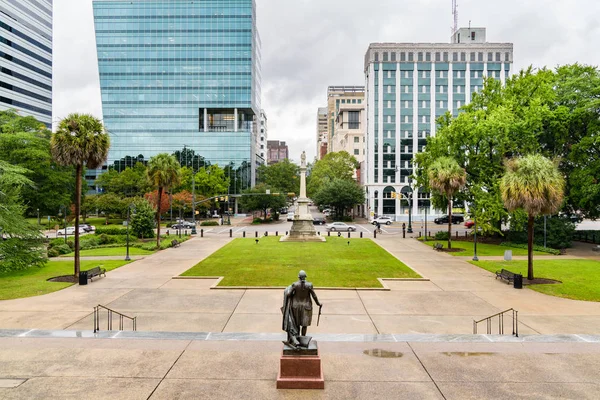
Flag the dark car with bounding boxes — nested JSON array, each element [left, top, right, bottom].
[[434, 215, 465, 224], [312, 216, 326, 225], [171, 221, 195, 229]]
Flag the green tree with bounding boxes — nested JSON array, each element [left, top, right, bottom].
[[312, 179, 365, 219], [130, 200, 155, 239], [500, 154, 565, 280], [0, 161, 46, 272], [307, 151, 358, 198], [427, 157, 467, 249], [95, 193, 124, 223], [95, 162, 151, 197], [51, 114, 110, 279], [147, 153, 181, 247], [239, 183, 286, 221], [194, 165, 230, 197], [257, 159, 299, 195]]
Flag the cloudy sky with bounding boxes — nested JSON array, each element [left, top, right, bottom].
[[53, 0, 600, 163]]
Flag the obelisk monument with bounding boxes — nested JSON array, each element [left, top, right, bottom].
[[280, 151, 325, 242]]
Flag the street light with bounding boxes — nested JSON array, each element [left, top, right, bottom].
[[472, 200, 479, 262], [125, 204, 136, 261], [58, 205, 67, 244], [36, 208, 40, 226]]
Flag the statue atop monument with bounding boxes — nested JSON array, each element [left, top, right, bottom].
[[301, 151, 306, 168], [281, 270, 322, 349]]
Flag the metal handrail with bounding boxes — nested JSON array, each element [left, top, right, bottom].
[[473, 308, 518, 337], [93, 304, 137, 333]]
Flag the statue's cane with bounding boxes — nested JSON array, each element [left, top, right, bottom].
[[317, 304, 322, 326]]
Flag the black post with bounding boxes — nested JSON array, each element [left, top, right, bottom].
[[275, 231, 278, 236], [243, 231, 246, 238], [424, 206, 428, 242], [360, 232, 363, 238], [407, 192, 413, 233], [402, 227, 406, 239], [201, 229, 204, 237], [255, 231, 258, 238], [229, 229, 232, 238], [473, 208, 479, 261], [348, 231, 350, 238], [374, 229, 377, 239], [328, 231, 330, 237]]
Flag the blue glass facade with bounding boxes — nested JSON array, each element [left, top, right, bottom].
[[0, 0, 52, 127], [92, 0, 261, 190]]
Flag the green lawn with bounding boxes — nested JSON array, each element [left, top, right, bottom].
[[59, 247, 155, 257], [181, 237, 420, 287], [419, 240, 552, 257], [473, 259, 600, 302], [0, 260, 131, 300]]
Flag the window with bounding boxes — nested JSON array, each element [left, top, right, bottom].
[[348, 111, 360, 129], [404, 86, 409, 93], [354, 136, 360, 143], [443, 52, 448, 62], [425, 52, 431, 62], [457, 100, 462, 108], [456, 71, 461, 78], [471, 31, 476, 40], [439, 70, 445, 78], [488, 52, 493, 62], [470, 52, 476, 62], [478, 52, 483, 62], [352, 99, 356, 104], [456, 86, 461, 94], [342, 99, 346, 104], [408, 52, 414, 62], [505, 52, 510, 62], [387, 70, 391, 78], [383, 52, 388, 61], [354, 149, 360, 155], [404, 71, 409, 78], [404, 116, 409, 123], [400, 52, 406, 61], [387, 116, 391, 123], [496, 52, 501, 62], [404, 100, 409, 108], [461, 52, 466, 62], [435, 52, 441, 62], [439, 85, 444, 93], [374, 52, 379, 61], [387, 85, 391, 94], [387, 100, 391, 108], [474, 71, 479, 78], [439, 100, 444, 108], [418, 52, 423, 61], [453, 52, 458, 62], [391, 52, 396, 61], [422, 86, 426, 93]]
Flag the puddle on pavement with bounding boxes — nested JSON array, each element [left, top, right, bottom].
[[363, 349, 403, 358], [442, 352, 494, 357]]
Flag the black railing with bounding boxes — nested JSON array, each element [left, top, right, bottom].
[[93, 304, 137, 332], [473, 308, 518, 337]]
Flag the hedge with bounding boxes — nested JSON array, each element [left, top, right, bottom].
[[500, 242, 561, 255]]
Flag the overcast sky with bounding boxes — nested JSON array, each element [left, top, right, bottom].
[[53, 0, 600, 163]]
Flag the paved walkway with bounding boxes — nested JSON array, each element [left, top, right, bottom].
[[1, 333, 599, 399], [1, 235, 600, 335]]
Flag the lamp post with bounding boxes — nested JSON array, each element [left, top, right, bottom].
[[472, 201, 479, 262], [125, 204, 135, 261], [58, 205, 67, 244], [36, 208, 40, 226]]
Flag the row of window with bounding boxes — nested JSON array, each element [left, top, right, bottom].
[[0, 21, 52, 54], [0, 66, 51, 91], [0, 96, 51, 116], [93, 5, 253, 16], [0, 36, 52, 66], [374, 50, 511, 63], [0, 51, 52, 79], [383, 69, 495, 79]]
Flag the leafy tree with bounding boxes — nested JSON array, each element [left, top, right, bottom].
[[80, 194, 99, 222], [194, 165, 230, 197], [257, 159, 299, 195], [95, 193, 124, 223], [0, 161, 46, 272], [427, 157, 467, 249], [312, 179, 364, 219], [500, 154, 565, 280], [95, 162, 151, 197], [147, 153, 181, 247], [307, 151, 358, 197], [51, 114, 110, 279], [130, 200, 155, 239], [0, 110, 74, 217], [239, 183, 286, 221], [172, 147, 208, 172], [172, 190, 193, 215]]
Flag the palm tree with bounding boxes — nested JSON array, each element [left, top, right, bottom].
[[147, 153, 181, 247], [428, 157, 467, 249], [500, 154, 564, 280], [51, 114, 109, 280]]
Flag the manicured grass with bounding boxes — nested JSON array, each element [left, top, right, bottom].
[[59, 247, 155, 257], [472, 259, 600, 302], [0, 260, 131, 300], [181, 237, 420, 287], [419, 240, 552, 257]]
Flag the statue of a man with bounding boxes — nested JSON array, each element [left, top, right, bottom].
[[301, 151, 306, 167], [281, 270, 322, 349]]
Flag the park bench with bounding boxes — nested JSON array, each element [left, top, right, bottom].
[[433, 243, 444, 251], [495, 269, 516, 284], [84, 266, 106, 282], [171, 239, 180, 248]]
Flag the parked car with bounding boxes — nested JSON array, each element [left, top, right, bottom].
[[312, 216, 326, 225], [171, 221, 195, 229], [464, 220, 475, 229], [287, 212, 295, 221], [326, 222, 356, 232], [79, 224, 95, 232], [370, 216, 393, 225], [322, 208, 331, 216], [434, 215, 465, 224], [57, 226, 85, 235]]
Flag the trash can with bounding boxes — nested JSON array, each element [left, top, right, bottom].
[[79, 271, 88, 286], [513, 274, 523, 289]]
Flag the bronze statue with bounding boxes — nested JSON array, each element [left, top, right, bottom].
[[281, 270, 322, 349]]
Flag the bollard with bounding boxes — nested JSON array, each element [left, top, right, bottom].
[[337, 232, 341, 237], [328, 231, 330, 237], [456, 231, 458, 238], [318, 231, 320, 235], [265, 231, 268, 237], [348, 231, 351, 238], [255, 231, 258, 238], [374, 229, 377, 239], [418, 232, 421, 238], [286, 231, 288, 235], [402, 228, 406, 239], [201, 229, 203, 237], [229, 229, 232, 238], [243, 231, 246, 238], [276, 231, 278, 236], [360, 232, 363, 238], [185, 230, 187, 235], [465, 231, 468, 238]]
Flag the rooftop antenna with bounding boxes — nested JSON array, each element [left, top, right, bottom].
[[452, 0, 458, 34]]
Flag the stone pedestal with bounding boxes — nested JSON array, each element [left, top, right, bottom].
[[277, 341, 324, 389]]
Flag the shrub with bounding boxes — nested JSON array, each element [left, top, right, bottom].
[[505, 216, 575, 249], [435, 231, 449, 240], [95, 227, 127, 235], [131, 200, 155, 239], [54, 244, 72, 255], [500, 242, 561, 255], [47, 247, 60, 258], [200, 220, 219, 226], [572, 230, 600, 244]]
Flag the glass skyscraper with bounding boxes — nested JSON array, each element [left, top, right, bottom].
[[0, 0, 52, 127], [364, 28, 513, 220], [92, 0, 261, 191]]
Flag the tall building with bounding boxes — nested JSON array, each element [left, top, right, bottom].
[[92, 0, 261, 192], [315, 107, 327, 160], [267, 140, 288, 165], [364, 27, 513, 219], [326, 86, 364, 154], [0, 0, 52, 127], [332, 97, 365, 163], [257, 109, 267, 165]]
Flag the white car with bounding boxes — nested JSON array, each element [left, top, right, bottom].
[[287, 212, 295, 221], [371, 216, 393, 225], [57, 226, 85, 235], [326, 222, 356, 232]]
